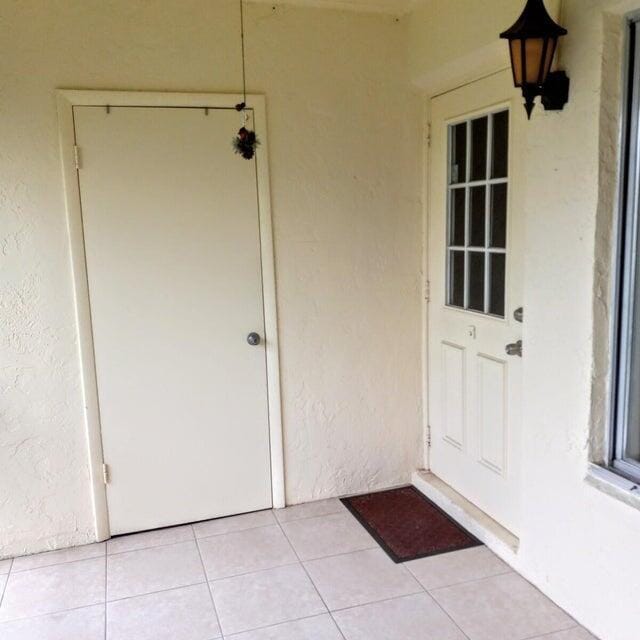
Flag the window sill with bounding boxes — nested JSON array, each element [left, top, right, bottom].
[[586, 463, 640, 510]]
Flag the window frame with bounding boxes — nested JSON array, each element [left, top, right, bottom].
[[445, 107, 510, 319], [610, 14, 640, 484]]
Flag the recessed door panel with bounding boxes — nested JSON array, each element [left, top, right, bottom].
[[442, 342, 466, 449], [477, 354, 507, 474]]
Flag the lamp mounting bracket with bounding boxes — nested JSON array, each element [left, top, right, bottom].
[[541, 70, 570, 112]]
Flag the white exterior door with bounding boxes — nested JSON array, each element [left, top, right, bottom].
[[74, 105, 272, 535], [427, 71, 524, 534]]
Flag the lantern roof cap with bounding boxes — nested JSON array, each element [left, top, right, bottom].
[[500, 0, 567, 40]]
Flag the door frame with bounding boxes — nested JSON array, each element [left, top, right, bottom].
[[56, 89, 285, 541]]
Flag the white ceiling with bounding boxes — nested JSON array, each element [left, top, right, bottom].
[[252, 0, 426, 15]]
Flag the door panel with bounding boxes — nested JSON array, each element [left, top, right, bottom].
[[428, 71, 523, 534], [74, 106, 272, 535], [442, 342, 466, 449]]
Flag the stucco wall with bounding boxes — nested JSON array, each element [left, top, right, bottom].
[[0, 1, 423, 557], [407, 0, 561, 91], [410, 1, 640, 639]]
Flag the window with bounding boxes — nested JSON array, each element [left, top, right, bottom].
[[446, 109, 509, 317], [612, 16, 640, 483]]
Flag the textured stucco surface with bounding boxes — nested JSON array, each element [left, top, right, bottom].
[[0, 1, 423, 558]]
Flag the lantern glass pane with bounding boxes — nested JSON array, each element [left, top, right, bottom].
[[510, 37, 555, 87], [510, 40, 524, 86]]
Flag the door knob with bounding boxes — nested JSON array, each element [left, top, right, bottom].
[[514, 307, 524, 323], [505, 340, 522, 357], [247, 332, 261, 346]]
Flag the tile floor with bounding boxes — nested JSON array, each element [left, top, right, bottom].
[[0, 498, 598, 640]]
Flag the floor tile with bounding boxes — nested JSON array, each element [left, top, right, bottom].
[[431, 572, 575, 640], [281, 513, 375, 560], [194, 510, 276, 538], [406, 546, 511, 590], [0, 557, 105, 621], [304, 548, 422, 611], [534, 628, 598, 640], [107, 583, 220, 640], [107, 540, 204, 601], [11, 542, 106, 573], [107, 524, 194, 554], [198, 525, 297, 580], [0, 604, 105, 640], [274, 499, 345, 524], [333, 592, 466, 640], [0, 559, 12, 575], [227, 614, 343, 639], [211, 564, 326, 636]]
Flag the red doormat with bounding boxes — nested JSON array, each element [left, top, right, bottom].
[[341, 486, 482, 563]]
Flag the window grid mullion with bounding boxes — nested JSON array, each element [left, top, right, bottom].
[[484, 114, 494, 314]]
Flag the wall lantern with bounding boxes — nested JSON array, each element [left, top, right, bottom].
[[500, 0, 569, 119]]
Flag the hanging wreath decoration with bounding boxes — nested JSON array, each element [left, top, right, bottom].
[[233, 0, 259, 160]]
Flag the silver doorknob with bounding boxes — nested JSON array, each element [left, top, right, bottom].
[[514, 307, 524, 323], [505, 340, 522, 357], [247, 332, 261, 346]]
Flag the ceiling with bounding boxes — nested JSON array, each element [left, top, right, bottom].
[[252, 0, 426, 15]]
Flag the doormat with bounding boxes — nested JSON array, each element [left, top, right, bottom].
[[341, 486, 482, 563]]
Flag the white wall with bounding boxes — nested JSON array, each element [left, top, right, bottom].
[[410, 1, 640, 639], [0, 0, 423, 557]]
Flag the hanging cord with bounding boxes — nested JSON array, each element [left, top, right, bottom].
[[232, 0, 259, 159], [239, 0, 247, 106]]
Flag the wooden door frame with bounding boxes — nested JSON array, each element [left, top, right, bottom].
[[56, 89, 285, 541]]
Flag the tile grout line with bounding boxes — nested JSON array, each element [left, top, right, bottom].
[[0, 506, 347, 575], [0, 602, 106, 626], [281, 543, 378, 565], [520, 624, 582, 640], [422, 586, 474, 640], [378, 557, 474, 640], [193, 524, 225, 640], [0, 559, 12, 611], [208, 560, 301, 584], [409, 567, 514, 592], [222, 612, 337, 639], [273, 505, 346, 526], [274, 516, 348, 640], [1, 579, 215, 626]]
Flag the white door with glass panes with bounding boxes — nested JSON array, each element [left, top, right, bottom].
[[427, 70, 524, 535]]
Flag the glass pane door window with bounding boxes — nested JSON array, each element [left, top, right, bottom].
[[446, 109, 509, 317]]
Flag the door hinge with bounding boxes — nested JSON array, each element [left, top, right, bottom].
[[426, 425, 432, 448], [102, 463, 110, 485], [73, 145, 81, 170], [426, 123, 432, 148], [425, 279, 431, 302]]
